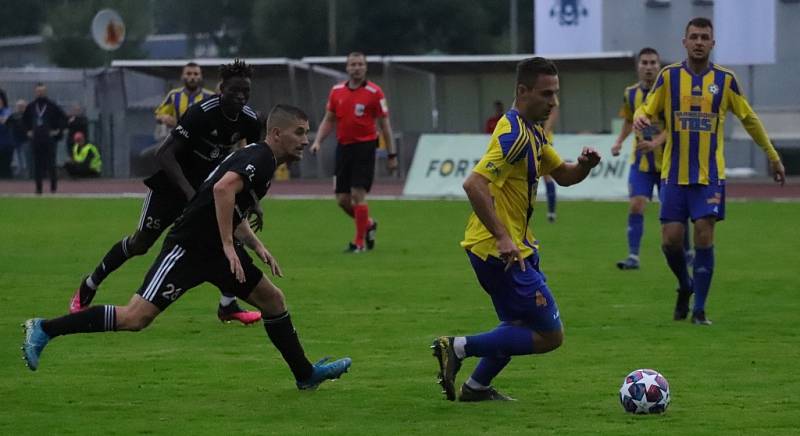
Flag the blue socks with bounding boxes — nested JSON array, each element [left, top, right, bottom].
[[627, 213, 644, 256], [692, 246, 714, 313], [464, 323, 534, 358], [545, 180, 556, 214], [471, 356, 511, 387], [662, 244, 692, 291]]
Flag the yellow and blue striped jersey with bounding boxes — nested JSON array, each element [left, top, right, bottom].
[[620, 83, 663, 173], [154, 87, 216, 120], [461, 109, 564, 260], [635, 61, 780, 185]]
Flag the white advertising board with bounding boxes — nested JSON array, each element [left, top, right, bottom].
[[403, 133, 633, 200]]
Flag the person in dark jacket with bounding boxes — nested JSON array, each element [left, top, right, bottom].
[[23, 83, 66, 194]]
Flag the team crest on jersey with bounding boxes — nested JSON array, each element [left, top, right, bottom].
[[708, 84, 720, 95], [485, 161, 501, 177], [245, 164, 256, 181], [354, 103, 366, 117], [210, 129, 218, 137], [210, 147, 221, 159]]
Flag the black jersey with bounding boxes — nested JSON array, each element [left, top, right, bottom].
[[167, 143, 277, 251], [144, 96, 261, 194]]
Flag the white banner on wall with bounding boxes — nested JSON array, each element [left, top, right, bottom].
[[714, 0, 776, 65], [534, 0, 603, 55], [403, 134, 633, 200]]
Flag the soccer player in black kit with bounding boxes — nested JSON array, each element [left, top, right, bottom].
[[70, 59, 262, 324], [23, 104, 352, 389]]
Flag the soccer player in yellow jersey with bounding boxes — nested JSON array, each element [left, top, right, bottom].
[[432, 57, 601, 402], [634, 18, 786, 325], [154, 62, 215, 129], [611, 47, 689, 270]]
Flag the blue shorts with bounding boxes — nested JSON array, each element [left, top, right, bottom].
[[628, 167, 661, 200], [659, 181, 726, 223], [467, 251, 562, 332]]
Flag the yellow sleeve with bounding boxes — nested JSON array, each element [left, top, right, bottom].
[[539, 143, 564, 177], [634, 70, 666, 120], [727, 75, 780, 162], [473, 116, 524, 188], [619, 90, 633, 121], [154, 91, 176, 117]]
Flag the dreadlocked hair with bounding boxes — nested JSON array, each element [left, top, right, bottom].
[[219, 58, 253, 82]]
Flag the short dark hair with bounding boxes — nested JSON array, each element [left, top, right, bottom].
[[638, 47, 659, 59], [184, 62, 200, 68], [219, 59, 253, 83], [516, 57, 558, 89], [266, 104, 308, 131], [685, 17, 713, 35]]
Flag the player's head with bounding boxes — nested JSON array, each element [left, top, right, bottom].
[[219, 59, 253, 113], [346, 52, 367, 83], [683, 17, 714, 62], [15, 99, 27, 113], [266, 104, 309, 162], [182, 62, 203, 91], [515, 57, 559, 123], [493, 100, 504, 115], [73, 131, 85, 145], [637, 47, 661, 84], [34, 82, 47, 98]]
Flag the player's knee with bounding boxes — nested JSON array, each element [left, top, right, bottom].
[[116, 308, 156, 331], [127, 232, 156, 256], [336, 196, 351, 210], [535, 329, 564, 354]]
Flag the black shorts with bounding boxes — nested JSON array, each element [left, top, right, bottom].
[[334, 140, 377, 194], [137, 189, 187, 237], [136, 241, 263, 311]]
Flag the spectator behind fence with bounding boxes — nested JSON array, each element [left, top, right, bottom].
[[66, 104, 89, 157], [0, 89, 13, 178], [64, 131, 101, 178], [23, 83, 66, 194], [7, 99, 29, 178], [484, 100, 505, 134]]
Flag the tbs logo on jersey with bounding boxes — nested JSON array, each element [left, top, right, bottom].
[[245, 164, 256, 182], [676, 112, 717, 133]]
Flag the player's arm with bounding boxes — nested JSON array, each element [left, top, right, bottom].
[[154, 92, 177, 128], [234, 220, 283, 278], [728, 87, 785, 185], [310, 110, 336, 155], [463, 172, 525, 271], [213, 171, 246, 282], [633, 73, 666, 131], [154, 134, 196, 200], [636, 129, 667, 153], [549, 147, 601, 186], [377, 116, 398, 170], [611, 119, 634, 156]]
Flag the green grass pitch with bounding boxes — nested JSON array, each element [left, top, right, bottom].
[[1, 197, 798, 435]]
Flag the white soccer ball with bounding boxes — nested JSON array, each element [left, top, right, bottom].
[[619, 368, 671, 414]]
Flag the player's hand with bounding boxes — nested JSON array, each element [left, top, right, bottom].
[[256, 246, 283, 278], [577, 147, 601, 169], [497, 234, 525, 272], [636, 139, 656, 153], [386, 155, 398, 172], [771, 160, 786, 186], [223, 244, 245, 283], [633, 115, 651, 132], [610, 142, 622, 157], [309, 142, 320, 155]]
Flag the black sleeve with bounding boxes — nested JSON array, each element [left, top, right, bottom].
[[244, 117, 262, 144], [228, 148, 274, 192], [171, 104, 208, 144]]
